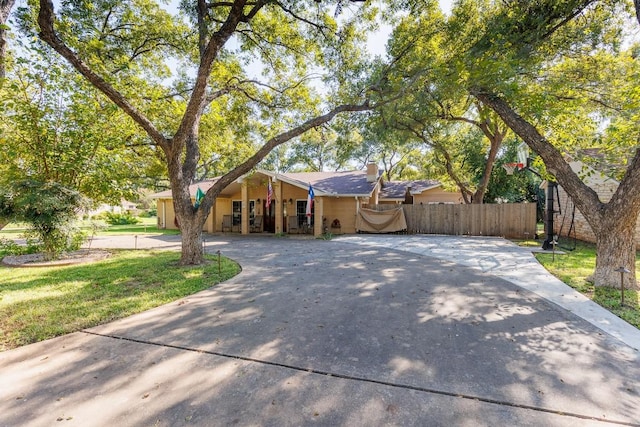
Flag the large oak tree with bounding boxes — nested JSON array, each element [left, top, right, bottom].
[[35, 0, 379, 264], [380, 0, 639, 287], [464, 0, 640, 288]]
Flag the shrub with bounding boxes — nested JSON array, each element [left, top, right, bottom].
[[137, 209, 156, 218], [0, 180, 88, 259], [0, 238, 40, 257], [104, 212, 141, 225]]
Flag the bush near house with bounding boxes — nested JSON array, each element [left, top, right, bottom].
[[103, 212, 141, 225]]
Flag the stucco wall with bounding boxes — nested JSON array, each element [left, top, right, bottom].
[[157, 199, 175, 229], [323, 197, 358, 234], [157, 197, 215, 231], [413, 188, 463, 204]]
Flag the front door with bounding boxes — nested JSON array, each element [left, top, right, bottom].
[[263, 200, 276, 233]]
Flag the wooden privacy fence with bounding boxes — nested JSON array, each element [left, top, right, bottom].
[[370, 203, 536, 238]]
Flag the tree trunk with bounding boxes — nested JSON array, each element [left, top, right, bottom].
[[592, 213, 638, 289], [0, 0, 16, 80], [448, 104, 507, 204], [171, 189, 210, 265], [471, 131, 502, 203], [178, 212, 205, 265]]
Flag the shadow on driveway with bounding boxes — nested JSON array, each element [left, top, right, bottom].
[[1, 237, 639, 426]]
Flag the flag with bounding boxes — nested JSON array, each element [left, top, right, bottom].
[[194, 186, 205, 209], [306, 184, 314, 224], [266, 179, 273, 210]]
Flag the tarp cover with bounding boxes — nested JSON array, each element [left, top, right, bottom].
[[356, 207, 407, 233]]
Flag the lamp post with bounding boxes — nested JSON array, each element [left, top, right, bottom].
[[543, 181, 557, 250], [614, 266, 630, 306]]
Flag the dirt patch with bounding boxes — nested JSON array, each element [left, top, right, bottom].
[[2, 250, 112, 268]]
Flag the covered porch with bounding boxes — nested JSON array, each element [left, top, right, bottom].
[[153, 170, 371, 237]]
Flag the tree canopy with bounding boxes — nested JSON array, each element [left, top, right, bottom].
[[29, 0, 383, 264]]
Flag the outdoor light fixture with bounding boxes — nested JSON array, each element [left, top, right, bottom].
[[615, 266, 631, 306], [257, 198, 261, 203], [289, 198, 293, 204]]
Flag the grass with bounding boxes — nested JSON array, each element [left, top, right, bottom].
[[0, 250, 240, 351], [0, 217, 180, 241], [523, 239, 640, 329], [97, 217, 180, 235]]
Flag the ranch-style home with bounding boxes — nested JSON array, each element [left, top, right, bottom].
[[151, 163, 463, 237]]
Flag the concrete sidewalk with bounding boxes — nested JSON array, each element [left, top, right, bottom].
[[1, 235, 639, 426]]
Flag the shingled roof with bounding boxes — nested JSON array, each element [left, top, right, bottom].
[[379, 180, 441, 200], [150, 169, 381, 199], [149, 180, 218, 199], [277, 170, 378, 196]]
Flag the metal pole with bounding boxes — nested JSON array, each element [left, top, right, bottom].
[[543, 181, 556, 250], [621, 271, 625, 306], [134, 235, 138, 250], [615, 267, 630, 307], [217, 250, 221, 275]]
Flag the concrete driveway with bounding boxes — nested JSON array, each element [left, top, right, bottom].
[[1, 234, 639, 426]]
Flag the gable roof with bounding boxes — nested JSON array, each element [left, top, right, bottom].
[[150, 180, 220, 199], [275, 170, 379, 197], [379, 180, 441, 200], [150, 169, 381, 199]]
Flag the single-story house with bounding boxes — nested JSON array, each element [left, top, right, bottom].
[[86, 199, 138, 217], [151, 164, 463, 236], [378, 180, 464, 205]]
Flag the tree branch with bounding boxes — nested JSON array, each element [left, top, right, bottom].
[[37, 0, 169, 149], [174, 0, 262, 151], [200, 101, 372, 207], [471, 87, 604, 218]]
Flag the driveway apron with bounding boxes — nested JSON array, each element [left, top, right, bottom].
[[1, 235, 639, 426]]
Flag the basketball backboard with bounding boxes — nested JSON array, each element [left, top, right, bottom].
[[517, 142, 529, 168]]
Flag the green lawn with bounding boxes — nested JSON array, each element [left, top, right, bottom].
[[95, 216, 182, 235], [0, 217, 179, 240], [0, 250, 240, 351], [528, 240, 640, 329]]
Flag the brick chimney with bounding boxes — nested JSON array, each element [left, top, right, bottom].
[[366, 162, 378, 183]]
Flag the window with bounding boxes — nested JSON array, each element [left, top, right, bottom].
[[249, 200, 255, 224], [232, 200, 241, 226], [296, 200, 314, 226]]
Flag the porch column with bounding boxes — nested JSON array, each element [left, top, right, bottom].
[[274, 180, 283, 234], [241, 181, 249, 235], [208, 203, 216, 232], [314, 196, 324, 236]]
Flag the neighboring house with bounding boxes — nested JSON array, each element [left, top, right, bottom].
[[87, 199, 138, 217], [378, 180, 464, 205], [554, 158, 640, 245], [150, 164, 463, 236]]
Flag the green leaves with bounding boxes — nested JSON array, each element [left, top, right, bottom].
[[0, 52, 155, 204], [0, 180, 88, 258]]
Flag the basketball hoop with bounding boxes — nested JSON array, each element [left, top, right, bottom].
[[503, 162, 524, 175]]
